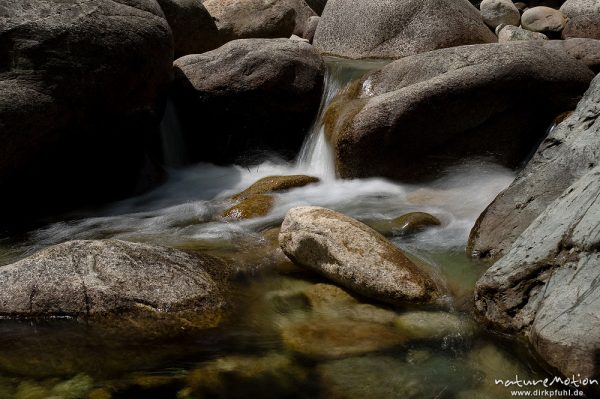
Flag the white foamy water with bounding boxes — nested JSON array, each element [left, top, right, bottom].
[[22, 58, 515, 258]]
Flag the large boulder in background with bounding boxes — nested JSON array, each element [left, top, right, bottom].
[[203, 0, 316, 41], [279, 206, 443, 305], [0, 0, 173, 229], [561, 0, 600, 39], [324, 42, 594, 181], [560, 0, 599, 17], [475, 166, 600, 384], [468, 74, 600, 260], [313, 0, 496, 59], [157, 0, 222, 57], [172, 39, 325, 164], [0, 240, 226, 325]]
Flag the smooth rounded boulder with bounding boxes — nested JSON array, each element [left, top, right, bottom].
[[172, 39, 325, 164], [468, 73, 600, 260], [480, 0, 521, 29], [562, 14, 600, 40], [324, 42, 594, 181], [156, 0, 222, 57], [279, 206, 443, 305], [521, 6, 567, 33], [203, 0, 316, 41], [0, 240, 226, 325], [0, 0, 173, 227], [313, 0, 496, 59], [475, 166, 600, 384]]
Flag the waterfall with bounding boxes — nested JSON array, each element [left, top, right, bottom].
[[296, 58, 389, 181], [159, 98, 187, 168]]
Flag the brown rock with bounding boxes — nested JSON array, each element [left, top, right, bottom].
[[232, 175, 320, 201], [223, 194, 274, 220]]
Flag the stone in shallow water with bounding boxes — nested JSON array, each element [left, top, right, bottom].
[[222, 194, 275, 220], [184, 353, 309, 398], [231, 175, 320, 201], [281, 318, 404, 359], [318, 355, 474, 399], [394, 311, 475, 341], [364, 212, 441, 237]]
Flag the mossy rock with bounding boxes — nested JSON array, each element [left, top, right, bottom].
[[222, 194, 274, 220], [232, 175, 319, 201], [365, 212, 441, 237]]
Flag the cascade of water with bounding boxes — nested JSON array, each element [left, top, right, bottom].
[[159, 98, 188, 168], [296, 59, 388, 181]]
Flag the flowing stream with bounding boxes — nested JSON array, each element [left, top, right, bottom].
[[0, 59, 555, 399]]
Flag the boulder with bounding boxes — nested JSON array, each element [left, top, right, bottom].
[[222, 194, 274, 219], [324, 42, 594, 181], [560, 0, 600, 18], [475, 165, 600, 382], [540, 38, 600, 73], [562, 14, 600, 40], [521, 6, 567, 33], [313, 0, 496, 59], [279, 206, 443, 305], [480, 0, 521, 29], [0, 240, 226, 326], [156, 0, 222, 57], [468, 73, 600, 260], [0, 0, 173, 227], [496, 24, 548, 41], [231, 175, 320, 200], [365, 212, 441, 237], [172, 39, 325, 164], [303, 15, 320, 43], [203, 0, 316, 41]]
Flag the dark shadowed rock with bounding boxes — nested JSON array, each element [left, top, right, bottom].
[[0, 0, 173, 227], [475, 166, 600, 383], [156, 0, 222, 57], [203, 0, 316, 40], [313, 0, 496, 59], [468, 73, 600, 260], [279, 206, 443, 305], [172, 39, 325, 164], [0, 240, 226, 327], [540, 38, 600, 73], [324, 42, 594, 181]]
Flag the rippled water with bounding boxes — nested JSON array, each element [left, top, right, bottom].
[[0, 59, 558, 399]]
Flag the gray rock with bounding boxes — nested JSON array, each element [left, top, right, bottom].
[[0, 240, 226, 323], [560, 0, 600, 18], [313, 0, 496, 59], [541, 38, 600, 72], [0, 0, 173, 225], [156, 0, 222, 57], [279, 206, 443, 305], [303, 15, 320, 43], [480, 0, 521, 29], [324, 42, 594, 181], [521, 6, 567, 32], [203, 0, 316, 41], [562, 14, 600, 40], [496, 24, 548, 41], [468, 73, 600, 260], [475, 165, 600, 381], [172, 39, 325, 164]]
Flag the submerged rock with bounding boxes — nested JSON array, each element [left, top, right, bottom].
[[324, 42, 594, 181], [222, 194, 275, 220], [281, 318, 404, 359], [475, 166, 600, 383], [468, 73, 600, 260], [318, 355, 474, 399], [184, 353, 309, 398], [156, 0, 222, 57], [313, 0, 496, 59], [0, 0, 173, 225], [394, 311, 475, 341], [279, 207, 443, 305], [173, 38, 325, 164], [0, 240, 226, 328], [232, 175, 320, 201]]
